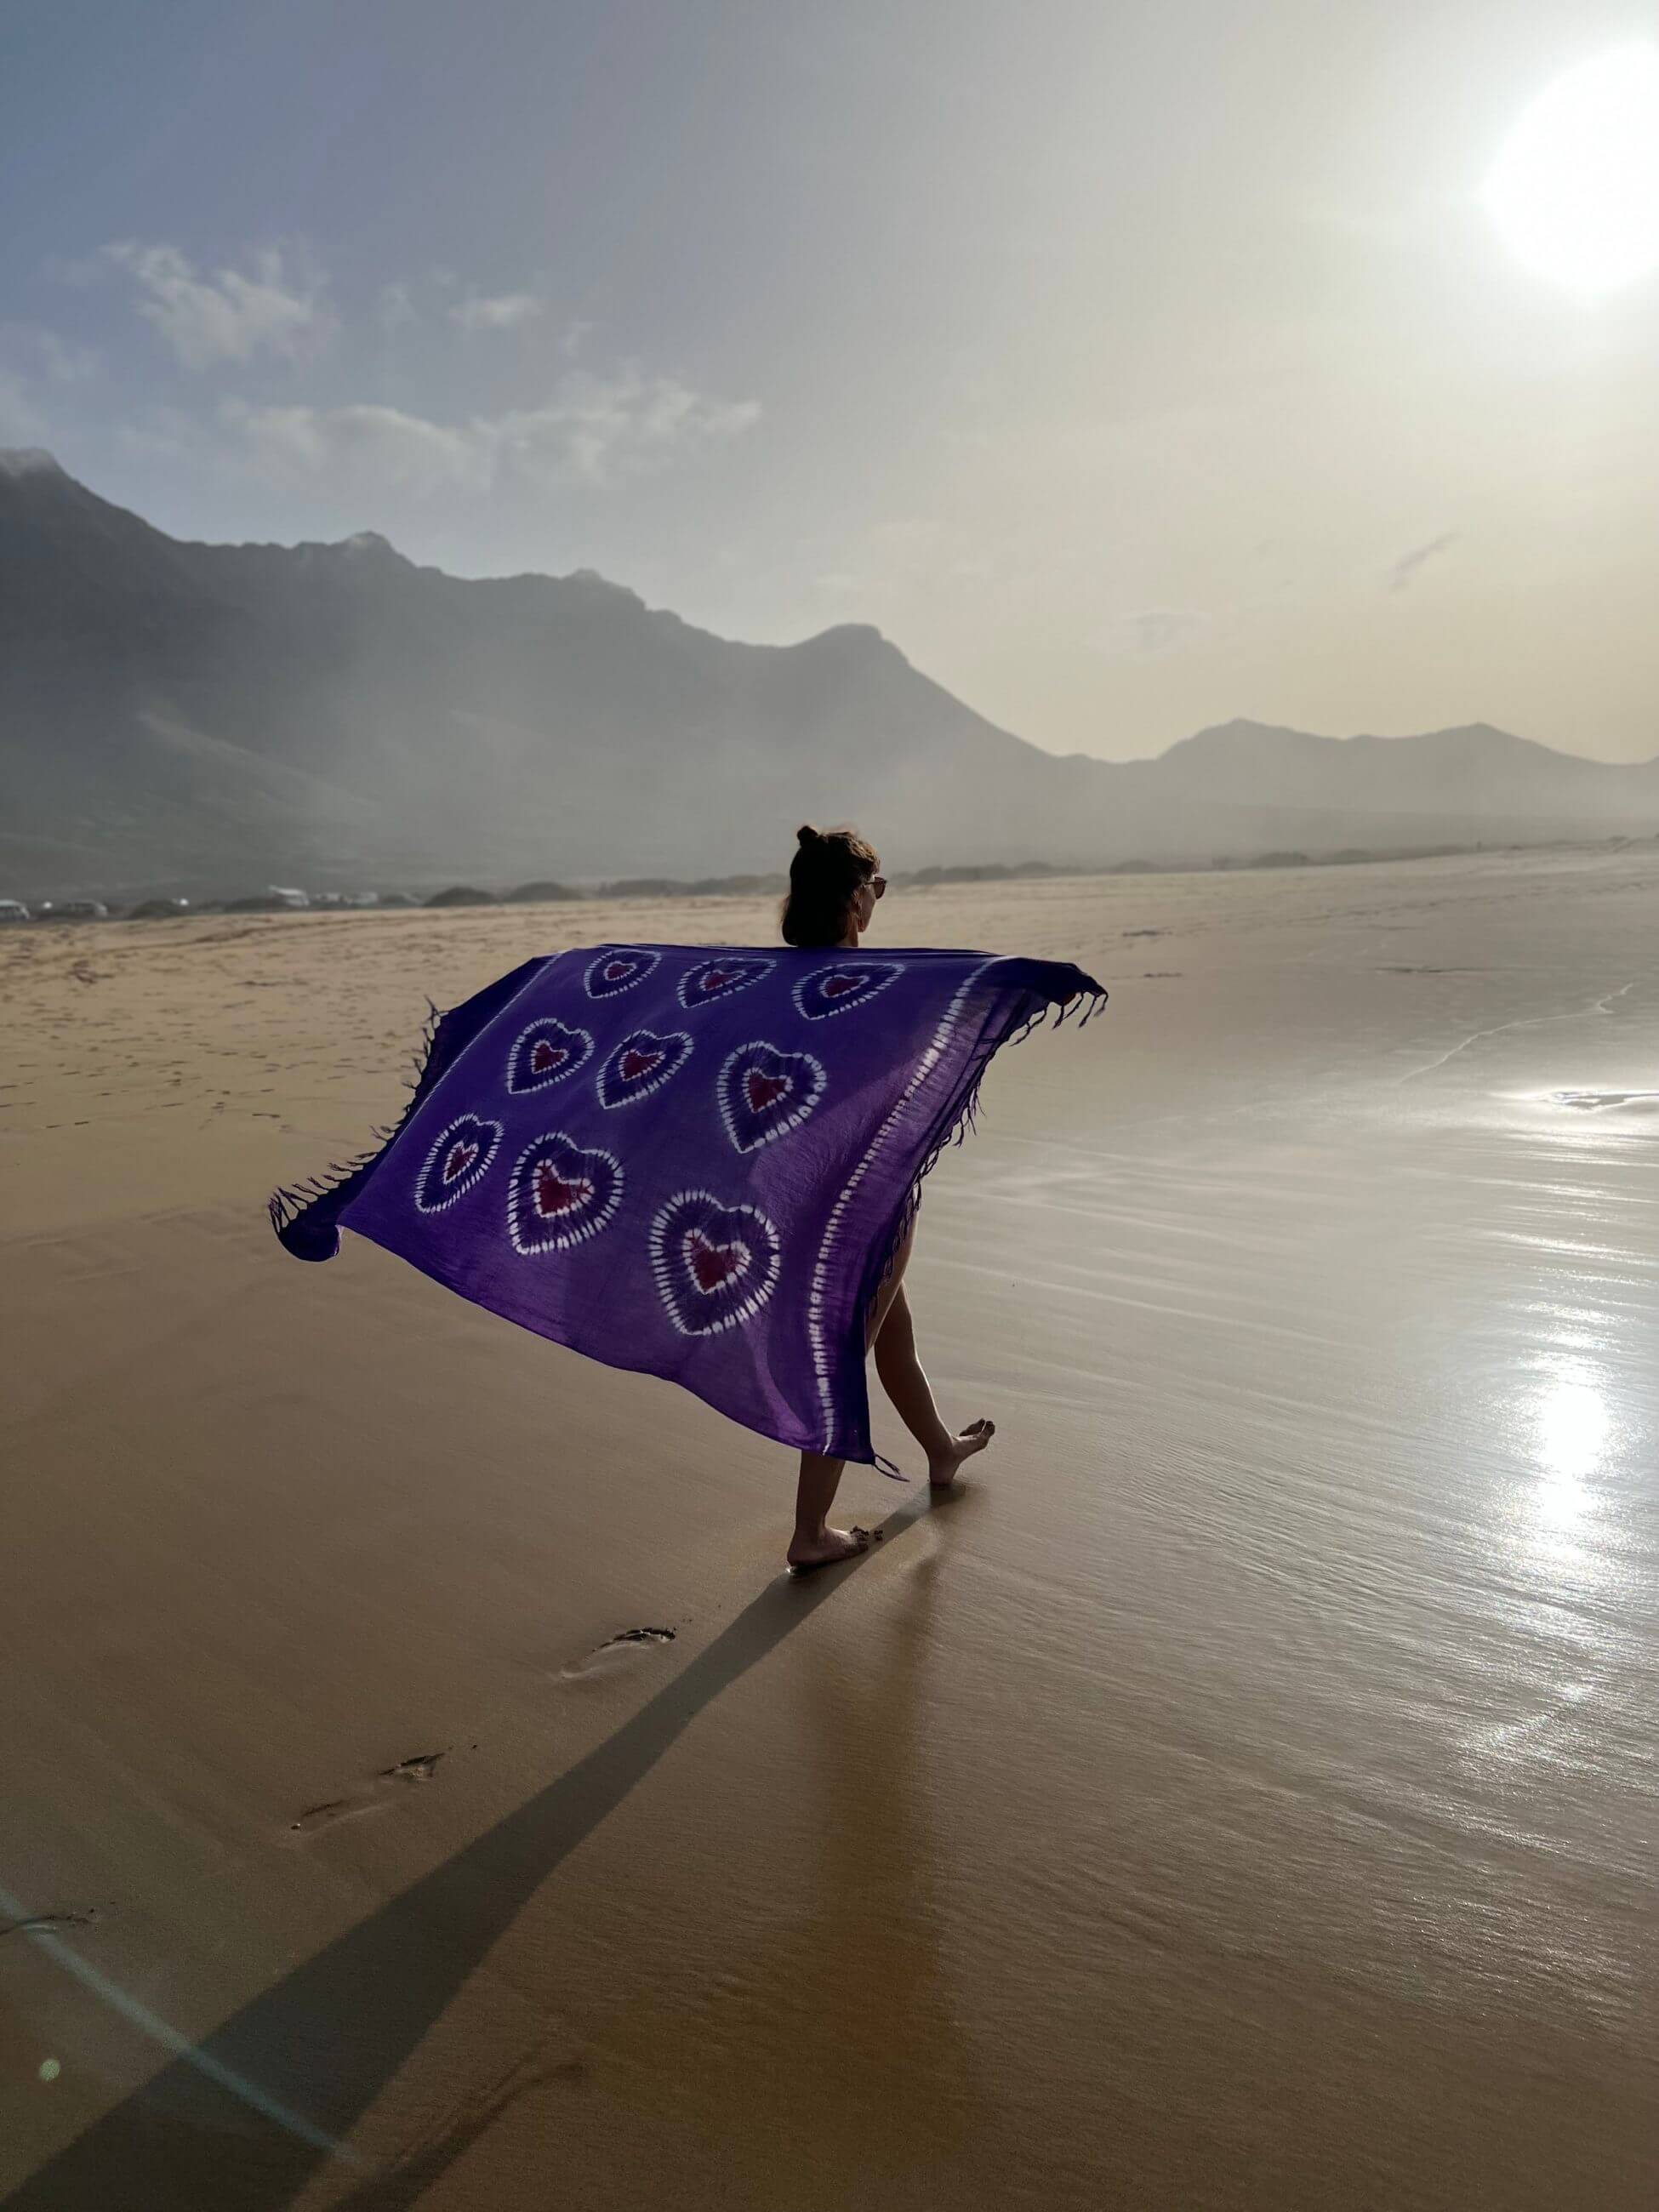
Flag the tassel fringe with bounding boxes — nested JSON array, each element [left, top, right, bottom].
[[268, 1000, 443, 1257]]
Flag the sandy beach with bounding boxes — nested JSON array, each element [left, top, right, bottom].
[[3, 848, 1656, 2209]]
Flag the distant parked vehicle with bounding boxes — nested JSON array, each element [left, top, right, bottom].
[[219, 886, 314, 915], [0, 898, 30, 922], [128, 897, 191, 921], [34, 898, 110, 921]]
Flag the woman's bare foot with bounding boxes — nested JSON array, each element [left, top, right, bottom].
[[787, 1525, 869, 1572], [927, 1418, 995, 1490]]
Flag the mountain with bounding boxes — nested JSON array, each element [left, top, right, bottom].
[[3, 450, 1656, 898]]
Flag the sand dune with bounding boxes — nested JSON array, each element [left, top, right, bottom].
[[3, 850, 1656, 2208]]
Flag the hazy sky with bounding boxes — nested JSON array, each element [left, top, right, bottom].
[[4, 0, 1657, 760]]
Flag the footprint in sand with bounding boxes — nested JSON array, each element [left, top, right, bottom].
[[559, 1627, 677, 1685], [1, 1909, 97, 1939], [289, 1751, 447, 1835]]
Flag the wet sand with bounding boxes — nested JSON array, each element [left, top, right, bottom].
[[3, 851, 1656, 2209]]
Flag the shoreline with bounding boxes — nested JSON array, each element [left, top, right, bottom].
[[8, 824, 1658, 922]]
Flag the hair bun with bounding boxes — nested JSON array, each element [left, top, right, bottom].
[[779, 821, 880, 946]]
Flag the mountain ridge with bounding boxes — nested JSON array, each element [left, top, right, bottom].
[[3, 453, 1656, 898]]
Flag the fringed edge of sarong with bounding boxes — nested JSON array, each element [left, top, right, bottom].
[[266, 999, 445, 1260], [269, 954, 555, 1260]]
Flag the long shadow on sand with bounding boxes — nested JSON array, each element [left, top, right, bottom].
[[6, 1495, 933, 2212]]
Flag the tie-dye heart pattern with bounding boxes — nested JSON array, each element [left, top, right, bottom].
[[677, 956, 774, 1009], [717, 1040, 827, 1154], [793, 961, 902, 1022], [507, 1132, 623, 1253], [650, 1190, 781, 1336], [507, 1016, 594, 1094], [584, 948, 660, 999], [414, 1114, 502, 1213], [596, 1027, 693, 1109]]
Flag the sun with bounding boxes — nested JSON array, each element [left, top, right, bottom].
[[1482, 43, 1659, 293]]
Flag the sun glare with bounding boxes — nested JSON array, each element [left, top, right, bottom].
[[1535, 1377, 1609, 1485], [1483, 44, 1659, 293]]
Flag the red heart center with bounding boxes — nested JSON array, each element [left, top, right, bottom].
[[534, 1165, 592, 1217], [605, 960, 630, 981], [824, 974, 860, 997], [688, 1234, 747, 1292], [531, 1041, 566, 1071], [445, 1142, 477, 1182], [620, 1047, 662, 1081], [746, 1071, 789, 1112]]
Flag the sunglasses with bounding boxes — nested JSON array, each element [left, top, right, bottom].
[[868, 875, 887, 899]]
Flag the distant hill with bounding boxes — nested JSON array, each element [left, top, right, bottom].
[[3, 449, 1656, 898]]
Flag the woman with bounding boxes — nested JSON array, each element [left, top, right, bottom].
[[273, 831, 1102, 1575], [781, 824, 994, 1571]]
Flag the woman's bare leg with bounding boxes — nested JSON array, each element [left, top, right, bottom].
[[864, 1219, 915, 1350], [789, 1452, 865, 1570], [873, 1284, 995, 1488], [786, 1226, 918, 1569]]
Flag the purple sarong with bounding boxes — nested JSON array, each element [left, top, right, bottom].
[[271, 944, 1104, 1468]]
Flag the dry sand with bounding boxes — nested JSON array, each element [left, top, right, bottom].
[[3, 850, 1656, 2209]]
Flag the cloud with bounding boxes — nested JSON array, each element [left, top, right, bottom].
[[38, 329, 100, 384], [0, 371, 47, 442], [0, 324, 100, 385], [220, 399, 493, 495], [0, 328, 98, 444], [449, 292, 545, 334], [0, 444, 62, 476], [220, 364, 759, 496], [376, 281, 418, 337], [1387, 532, 1457, 593], [1100, 607, 1213, 658], [104, 242, 331, 369], [493, 368, 761, 486], [111, 405, 204, 469]]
